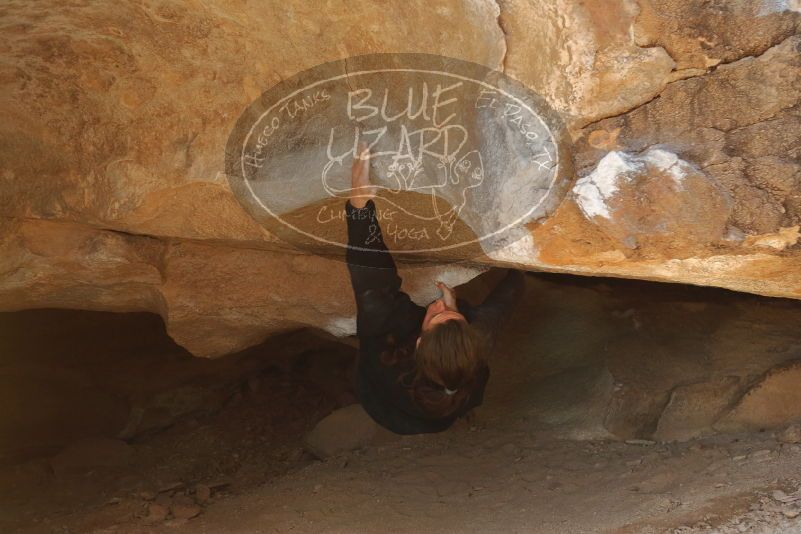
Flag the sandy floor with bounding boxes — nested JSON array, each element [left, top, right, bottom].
[[10, 427, 801, 533], [144, 427, 801, 533], [4, 273, 801, 533]]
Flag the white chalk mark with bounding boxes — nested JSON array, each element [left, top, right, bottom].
[[757, 0, 801, 14], [573, 151, 642, 220], [573, 148, 698, 220]]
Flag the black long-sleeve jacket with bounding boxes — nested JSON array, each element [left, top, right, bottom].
[[345, 199, 524, 434]]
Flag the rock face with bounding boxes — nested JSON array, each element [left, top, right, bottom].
[[572, 148, 732, 252], [303, 404, 397, 459], [0, 309, 360, 462], [494, 274, 801, 442], [717, 361, 801, 431], [653, 376, 741, 442], [1, 0, 801, 356], [48, 438, 134, 476], [4, 270, 801, 462], [0, 216, 482, 356]]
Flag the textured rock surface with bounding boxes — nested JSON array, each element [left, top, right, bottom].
[[48, 438, 134, 476], [4, 272, 801, 468], [653, 376, 741, 442], [533, 28, 801, 300], [0, 217, 481, 356], [303, 404, 396, 459], [491, 274, 801, 441], [1, 0, 800, 355], [572, 148, 732, 251], [0, 309, 360, 462], [498, 0, 676, 127], [717, 361, 801, 431]]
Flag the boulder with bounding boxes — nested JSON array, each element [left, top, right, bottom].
[[717, 361, 801, 432], [1, 1, 800, 357], [778, 424, 801, 444], [49, 437, 135, 475], [572, 148, 731, 252], [653, 376, 742, 442], [303, 404, 397, 459]]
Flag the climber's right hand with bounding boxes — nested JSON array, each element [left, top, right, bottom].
[[349, 141, 376, 209]]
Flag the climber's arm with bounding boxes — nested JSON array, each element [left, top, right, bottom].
[[346, 141, 398, 295], [471, 270, 525, 352], [345, 144, 424, 339], [345, 197, 401, 295]]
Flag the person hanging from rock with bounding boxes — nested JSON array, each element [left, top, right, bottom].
[[344, 141, 525, 435]]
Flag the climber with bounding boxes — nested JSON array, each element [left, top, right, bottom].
[[345, 141, 524, 434]]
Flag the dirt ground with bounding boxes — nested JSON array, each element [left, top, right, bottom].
[[3, 273, 801, 533]]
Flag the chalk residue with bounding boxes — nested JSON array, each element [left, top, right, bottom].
[[573, 151, 642, 219], [744, 225, 800, 250], [642, 148, 692, 187], [573, 148, 694, 220], [757, 0, 801, 15], [325, 315, 357, 337], [486, 230, 538, 264], [404, 265, 486, 306]]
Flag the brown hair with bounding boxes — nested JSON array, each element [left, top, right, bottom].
[[384, 319, 485, 418], [415, 319, 482, 393]]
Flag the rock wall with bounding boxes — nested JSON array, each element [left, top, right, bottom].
[[1, 0, 800, 356], [488, 273, 801, 442], [0, 309, 358, 463]]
